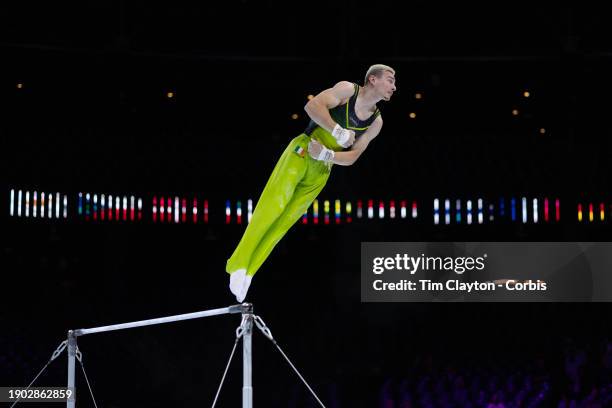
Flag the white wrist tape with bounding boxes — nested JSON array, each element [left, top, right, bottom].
[[331, 124, 352, 147], [314, 145, 335, 163]]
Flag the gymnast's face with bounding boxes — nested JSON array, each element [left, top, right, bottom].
[[374, 70, 396, 101]]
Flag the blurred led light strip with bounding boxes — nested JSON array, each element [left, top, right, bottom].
[[168, 197, 174, 223], [424, 197, 560, 225], [224, 199, 253, 225], [160, 197, 166, 222], [152, 197, 158, 222], [224, 198, 419, 225], [25, 191, 30, 217], [165, 196, 171, 223], [421, 196, 578, 225], [192, 198, 197, 223], [167, 197, 173, 221], [48, 193, 53, 218], [466, 200, 472, 225], [85, 193, 91, 219], [247, 199, 253, 224], [94, 194, 99, 221], [433, 198, 439, 225], [261, 198, 416, 225], [223, 199, 237, 225], [77, 193, 143, 222], [346, 201, 352, 223], [56, 193, 61, 218], [10, 189, 14, 216], [101, 194, 106, 220], [152, 195, 204, 224], [456, 199, 461, 223], [221, 198, 398, 225], [160, 197, 165, 222], [444, 199, 450, 225], [9, 189, 68, 220], [181, 198, 187, 223], [8, 191, 579, 226], [108, 194, 114, 220]]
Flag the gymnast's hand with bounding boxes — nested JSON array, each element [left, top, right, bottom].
[[308, 140, 335, 163], [331, 124, 355, 147]]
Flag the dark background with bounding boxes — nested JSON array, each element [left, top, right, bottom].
[[1, 1, 611, 407]]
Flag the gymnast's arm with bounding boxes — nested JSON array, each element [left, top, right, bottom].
[[304, 81, 355, 133], [332, 115, 383, 166]]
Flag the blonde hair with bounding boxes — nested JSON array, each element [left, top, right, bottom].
[[364, 64, 395, 86]]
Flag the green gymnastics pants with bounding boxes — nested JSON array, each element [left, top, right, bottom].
[[226, 134, 332, 277]]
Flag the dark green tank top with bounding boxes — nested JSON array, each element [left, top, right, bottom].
[[304, 83, 381, 151]]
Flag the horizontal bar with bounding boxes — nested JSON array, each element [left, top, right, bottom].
[[73, 304, 244, 337]]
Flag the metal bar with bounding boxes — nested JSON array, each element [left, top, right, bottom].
[[67, 332, 77, 408], [74, 305, 243, 337], [242, 315, 253, 408]]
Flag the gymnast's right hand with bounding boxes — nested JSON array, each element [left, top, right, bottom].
[[331, 124, 355, 148], [308, 139, 335, 163]]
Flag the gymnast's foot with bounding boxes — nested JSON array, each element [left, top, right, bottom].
[[236, 275, 253, 303], [229, 269, 247, 301]]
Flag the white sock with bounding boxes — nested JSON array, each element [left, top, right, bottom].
[[236, 275, 253, 303], [229, 269, 247, 298]]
